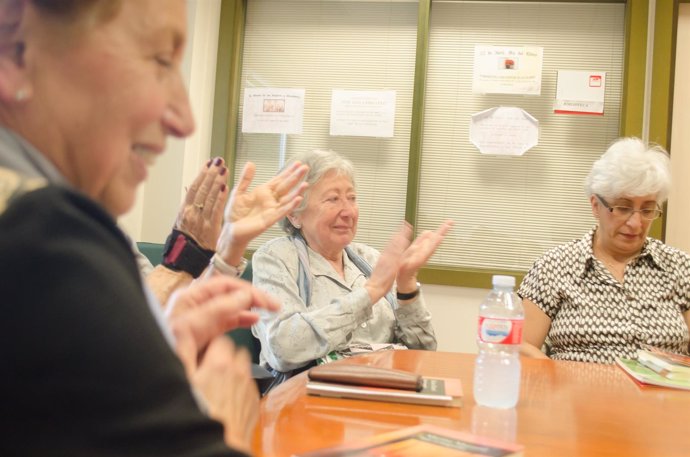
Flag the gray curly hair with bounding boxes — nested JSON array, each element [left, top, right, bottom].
[[585, 137, 671, 202], [280, 149, 355, 235]]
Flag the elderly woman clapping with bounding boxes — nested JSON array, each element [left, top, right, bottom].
[[0, 0, 305, 454], [519, 138, 690, 363], [251, 149, 453, 384]]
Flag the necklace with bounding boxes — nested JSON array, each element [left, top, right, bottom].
[[595, 252, 638, 282], [592, 232, 638, 276], [598, 252, 637, 268]]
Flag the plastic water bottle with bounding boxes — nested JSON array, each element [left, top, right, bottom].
[[473, 275, 524, 409], [471, 405, 517, 443]]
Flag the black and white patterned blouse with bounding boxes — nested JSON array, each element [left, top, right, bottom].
[[518, 229, 690, 364]]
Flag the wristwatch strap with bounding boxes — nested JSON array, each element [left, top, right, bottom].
[[396, 282, 421, 301], [162, 229, 215, 278]]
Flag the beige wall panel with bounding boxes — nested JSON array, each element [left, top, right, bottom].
[[667, 4, 690, 252]]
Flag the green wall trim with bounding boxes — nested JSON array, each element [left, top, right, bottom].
[[649, 0, 676, 149], [211, 0, 246, 186], [418, 267, 525, 290], [622, 0, 648, 137], [405, 0, 431, 225]]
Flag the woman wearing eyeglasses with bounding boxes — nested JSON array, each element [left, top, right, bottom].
[[519, 137, 690, 363]]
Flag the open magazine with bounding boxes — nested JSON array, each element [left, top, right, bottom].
[[317, 343, 408, 365], [615, 358, 690, 391]]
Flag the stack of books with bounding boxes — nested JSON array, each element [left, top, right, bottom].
[[615, 345, 690, 390], [306, 364, 463, 407], [637, 345, 690, 381]]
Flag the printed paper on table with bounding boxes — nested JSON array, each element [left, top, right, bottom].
[[242, 87, 305, 134], [469, 107, 539, 156], [330, 89, 396, 138], [472, 45, 543, 95], [615, 358, 690, 391], [554, 70, 606, 115], [294, 424, 523, 457]]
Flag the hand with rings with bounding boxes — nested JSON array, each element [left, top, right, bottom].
[[175, 157, 229, 250], [215, 161, 309, 262]]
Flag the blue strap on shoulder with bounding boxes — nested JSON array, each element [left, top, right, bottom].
[[291, 233, 396, 309]]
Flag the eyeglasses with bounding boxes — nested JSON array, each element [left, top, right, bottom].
[[595, 194, 662, 221]]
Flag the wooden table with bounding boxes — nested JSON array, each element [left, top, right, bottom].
[[252, 350, 690, 456]]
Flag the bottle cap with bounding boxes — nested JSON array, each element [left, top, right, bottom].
[[492, 275, 515, 288]]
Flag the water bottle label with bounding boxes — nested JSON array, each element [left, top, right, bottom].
[[478, 317, 523, 344]]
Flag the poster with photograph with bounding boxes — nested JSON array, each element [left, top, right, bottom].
[[242, 88, 305, 134], [554, 70, 606, 115], [330, 89, 396, 138], [472, 45, 543, 95]]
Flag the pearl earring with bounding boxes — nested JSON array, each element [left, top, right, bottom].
[[293, 222, 302, 229], [15, 88, 28, 102]]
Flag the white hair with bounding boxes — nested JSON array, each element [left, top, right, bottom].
[[280, 149, 355, 235], [584, 137, 671, 202]]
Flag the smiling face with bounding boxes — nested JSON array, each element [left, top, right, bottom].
[[17, 0, 193, 216], [291, 170, 359, 260], [591, 193, 658, 257]]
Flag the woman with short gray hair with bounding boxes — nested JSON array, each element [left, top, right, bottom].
[[279, 149, 356, 235], [519, 137, 690, 363], [253, 149, 453, 386], [585, 137, 671, 202]]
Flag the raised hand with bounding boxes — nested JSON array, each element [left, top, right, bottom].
[[226, 161, 308, 242], [215, 161, 308, 266], [364, 220, 453, 304], [175, 157, 229, 249], [364, 223, 413, 304], [396, 220, 454, 292]]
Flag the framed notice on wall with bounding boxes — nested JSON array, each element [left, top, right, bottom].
[[330, 89, 397, 138], [472, 45, 544, 95], [241, 87, 305, 134], [554, 70, 606, 115]]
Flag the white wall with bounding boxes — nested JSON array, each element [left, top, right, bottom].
[[119, 0, 222, 243], [666, 4, 690, 253], [424, 285, 485, 353]]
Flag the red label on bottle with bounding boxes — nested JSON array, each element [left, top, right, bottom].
[[478, 317, 523, 345]]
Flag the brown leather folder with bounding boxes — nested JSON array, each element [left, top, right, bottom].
[[308, 364, 424, 392]]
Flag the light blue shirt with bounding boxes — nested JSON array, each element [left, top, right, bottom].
[[252, 235, 437, 372]]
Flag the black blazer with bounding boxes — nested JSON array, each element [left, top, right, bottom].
[[0, 185, 246, 457]]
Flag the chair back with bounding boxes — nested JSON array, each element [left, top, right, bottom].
[[135, 242, 261, 363], [137, 242, 165, 267], [228, 261, 261, 364]]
